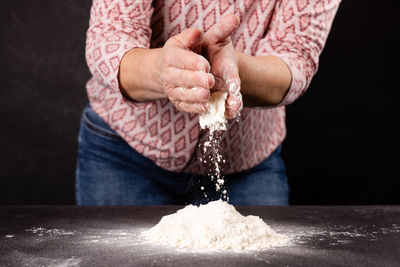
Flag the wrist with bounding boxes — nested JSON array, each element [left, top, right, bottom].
[[147, 48, 165, 95]]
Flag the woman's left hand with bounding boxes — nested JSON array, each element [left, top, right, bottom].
[[202, 14, 242, 119]]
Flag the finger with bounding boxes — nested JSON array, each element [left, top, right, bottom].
[[219, 62, 240, 95], [225, 93, 242, 119], [175, 28, 204, 50], [163, 67, 215, 89], [225, 76, 241, 96], [171, 100, 207, 114], [211, 76, 225, 91], [168, 86, 210, 103], [203, 14, 240, 45], [212, 73, 240, 95], [164, 47, 210, 72]]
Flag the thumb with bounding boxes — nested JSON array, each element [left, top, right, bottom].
[[203, 14, 240, 46], [175, 28, 204, 50]]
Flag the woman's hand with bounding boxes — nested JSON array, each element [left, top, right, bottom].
[[120, 28, 215, 114], [202, 14, 242, 119], [157, 28, 216, 113]]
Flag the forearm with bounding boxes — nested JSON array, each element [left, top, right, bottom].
[[119, 47, 292, 107], [237, 51, 292, 107], [119, 48, 166, 102]]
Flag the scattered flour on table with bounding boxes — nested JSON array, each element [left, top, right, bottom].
[[142, 200, 290, 252], [26, 227, 75, 237]]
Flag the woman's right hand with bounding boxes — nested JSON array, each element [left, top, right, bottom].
[[157, 28, 215, 113]]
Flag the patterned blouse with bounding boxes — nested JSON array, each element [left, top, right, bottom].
[[85, 0, 341, 174]]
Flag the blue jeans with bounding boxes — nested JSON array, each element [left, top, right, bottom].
[[75, 105, 289, 206]]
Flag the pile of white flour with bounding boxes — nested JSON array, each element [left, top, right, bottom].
[[142, 200, 289, 251]]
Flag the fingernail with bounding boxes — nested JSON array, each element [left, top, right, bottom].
[[196, 62, 205, 72], [201, 103, 207, 112], [195, 71, 207, 87], [207, 73, 215, 88], [197, 57, 210, 73]]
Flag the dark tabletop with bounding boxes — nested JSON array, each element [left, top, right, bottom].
[[0, 205, 399, 267]]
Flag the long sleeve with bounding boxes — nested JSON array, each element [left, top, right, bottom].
[[255, 0, 341, 106], [85, 0, 154, 92]]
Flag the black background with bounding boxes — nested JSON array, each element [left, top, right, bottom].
[[0, 0, 398, 205]]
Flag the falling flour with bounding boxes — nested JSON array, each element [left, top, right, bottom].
[[142, 199, 289, 251], [199, 91, 229, 199]]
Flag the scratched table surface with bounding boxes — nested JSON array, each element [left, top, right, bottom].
[[0, 205, 399, 267]]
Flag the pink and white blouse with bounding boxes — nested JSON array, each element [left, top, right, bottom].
[[85, 0, 341, 174]]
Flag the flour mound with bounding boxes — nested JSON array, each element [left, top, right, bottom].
[[142, 200, 289, 251], [199, 91, 228, 132]]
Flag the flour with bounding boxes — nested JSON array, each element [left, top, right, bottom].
[[26, 227, 75, 237], [198, 91, 229, 199], [199, 91, 228, 132], [201, 130, 227, 200], [142, 200, 290, 252]]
